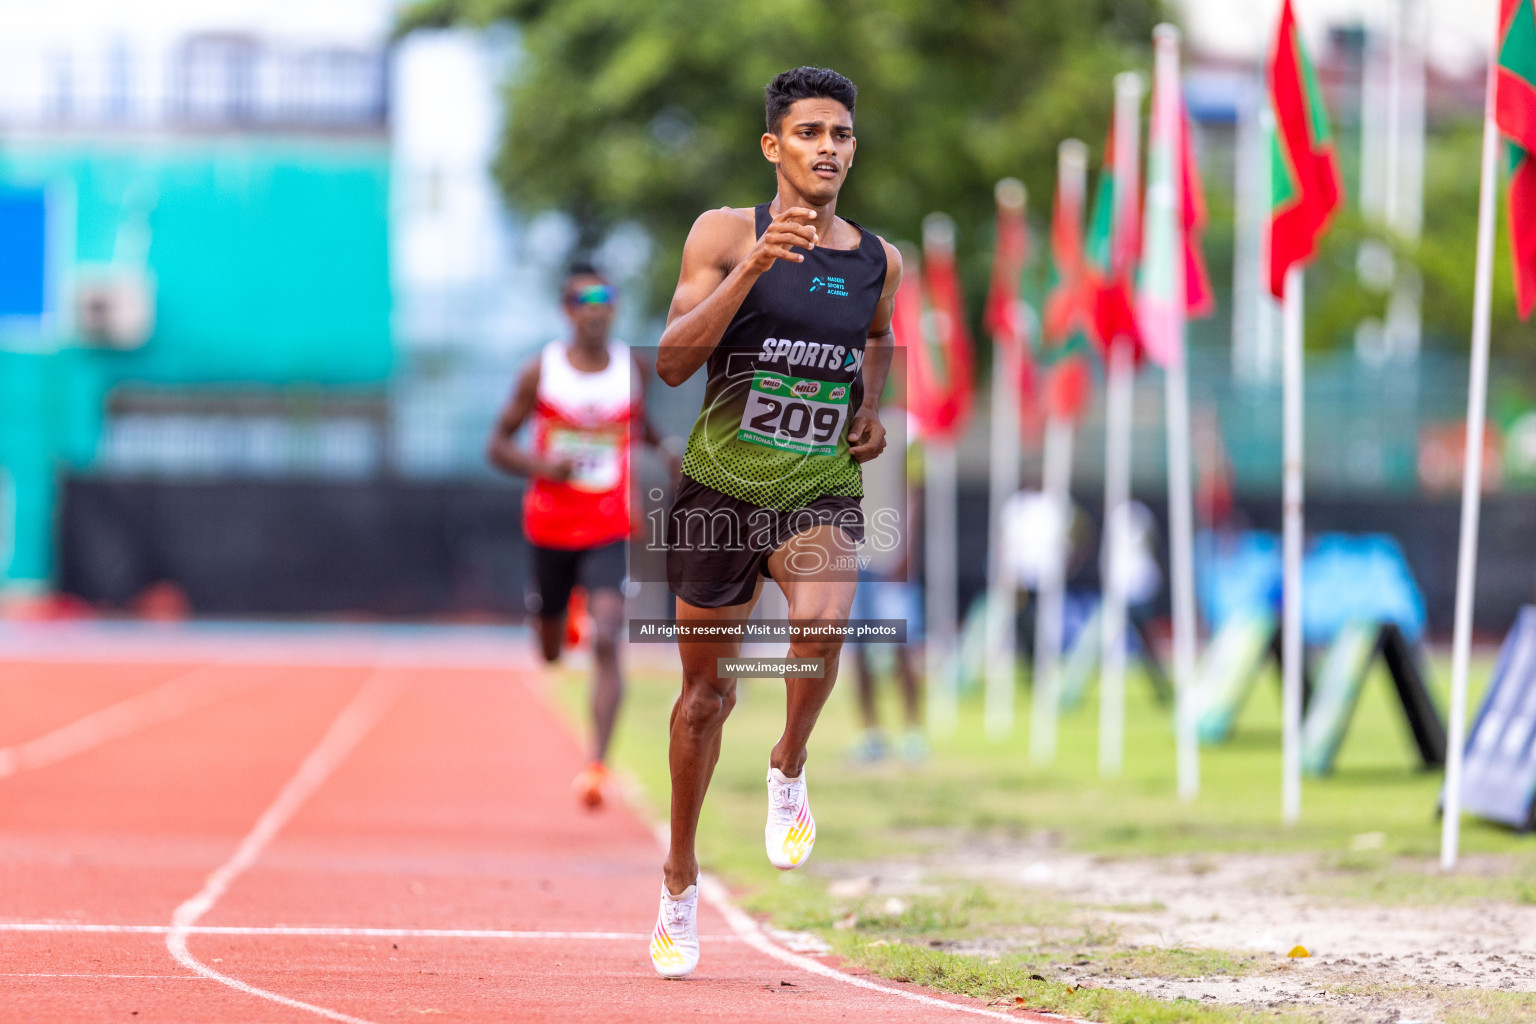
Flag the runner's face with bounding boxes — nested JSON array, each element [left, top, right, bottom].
[[564, 274, 615, 346], [763, 98, 855, 204]]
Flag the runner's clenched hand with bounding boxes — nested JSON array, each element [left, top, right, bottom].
[[746, 207, 818, 272], [846, 410, 887, 463], [538, 457, 576, 483]]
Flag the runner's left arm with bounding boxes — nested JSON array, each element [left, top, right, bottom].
[[486, 360, 574, 482], [847, 240, 903, 464]]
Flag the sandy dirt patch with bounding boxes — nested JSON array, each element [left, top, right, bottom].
[[832, 842, 1536, 1021]]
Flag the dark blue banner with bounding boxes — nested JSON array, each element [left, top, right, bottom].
[[1458, 606, 1536, 830]]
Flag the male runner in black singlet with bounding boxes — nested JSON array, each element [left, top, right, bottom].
[[646, 67, 902, 979]]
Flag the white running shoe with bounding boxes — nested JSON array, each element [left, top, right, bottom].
[[765, 766, 816, 870], [649, 883, 699, 979]]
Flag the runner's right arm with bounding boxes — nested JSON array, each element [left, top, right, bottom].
[[485, 360, 574, 482], [655, 205, 820, 387]]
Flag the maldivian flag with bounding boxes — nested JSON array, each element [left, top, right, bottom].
[[1140, 53, 1215, 367], [1267, 0, 1343, 299], [1085, 132, 1143, 354], [898, 229, 974, 441], [1181, 111, 1215, 318], [1044, 163, 1096, 346], [1041, 150, 1097, 422], [1498, 0, 1536, 319], [984, 181, 1036, 417]]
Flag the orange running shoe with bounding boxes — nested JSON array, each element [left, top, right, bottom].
[[572, 761, 609, 809]]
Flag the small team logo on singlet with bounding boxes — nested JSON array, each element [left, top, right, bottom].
[[808, 275, 850, 297]]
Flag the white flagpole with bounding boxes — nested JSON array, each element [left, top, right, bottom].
[[924, 213, 962, 740], [1281, 265, 1304, 825], [926, 436, 959, 738], [1441, 39, 1502, 871], [1032, 415, 1074, 764], [1030, 140, 1088, 766], [1152, 24, 1202, 801], [985, 179, 1027, 742], [1100, 70, 1142, 779]]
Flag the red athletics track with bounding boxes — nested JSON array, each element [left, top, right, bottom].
[[0, 623, 1070, 1023]]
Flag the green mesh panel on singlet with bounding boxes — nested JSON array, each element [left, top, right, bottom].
[[681, 371, 863, 510]]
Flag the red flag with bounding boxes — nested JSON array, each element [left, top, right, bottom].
[[1045, 354, 1092, 422], [1267, 0, 1344, 299], [902, 219, 975, 442], [984, 180, 1035, 420], [1181, 109, 1215, 318], [1496, 0, 1536, 318], [1084, 128, 1144, 357], [1044, 153, 1095, 345]]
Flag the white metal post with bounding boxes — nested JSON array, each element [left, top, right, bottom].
[[925, 437, 960, 738], [984, 180, 1027, 742], [1281, 266, 1305, 825], [1030, 139, 1088, 766], [1031, 416, 1074, 764], [1100, 340, 1134, 779], [1099, 71, 1142, 779], [1441, 50, 1502, 871], [1152, 23, 1201, 801]]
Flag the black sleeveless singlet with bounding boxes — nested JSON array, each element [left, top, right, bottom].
[[678, 202, 888, 511]]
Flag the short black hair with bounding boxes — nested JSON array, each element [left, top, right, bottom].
[[565, 260, 603, 282], [764, 67, 856, 135]]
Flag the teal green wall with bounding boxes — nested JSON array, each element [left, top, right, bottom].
[[0, 137, 393, 383], [0, 135, 392, 589]]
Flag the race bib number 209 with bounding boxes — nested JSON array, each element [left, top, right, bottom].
[[736, 371, 850, 456]]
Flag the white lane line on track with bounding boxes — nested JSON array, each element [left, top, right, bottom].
[[3, 973, 206, 979], [533, 665, 1085, 1022], [166, 672, 408, 1024], [0, 668, 247, 780], [4, 922, 737, 941], [696, 874, 1084, 1023], [640, 829, 1080, 1023]]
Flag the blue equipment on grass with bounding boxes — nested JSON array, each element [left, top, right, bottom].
[[1300, 620, 1445, 777]]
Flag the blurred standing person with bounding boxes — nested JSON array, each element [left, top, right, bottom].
[[847, 408, 925, 764], [487, 263, 667, 810]]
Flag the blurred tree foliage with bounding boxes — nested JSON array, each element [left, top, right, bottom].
[[1305, 120, 1531, 361], [1414, 122, 1528, 359], [397, 0, 1167, 315]]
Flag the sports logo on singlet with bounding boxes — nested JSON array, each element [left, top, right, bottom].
[[757, 337, 864, 374]]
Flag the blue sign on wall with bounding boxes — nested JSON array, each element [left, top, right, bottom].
[[0, 188, 47, 320], [1456, 606, 1536, 830]]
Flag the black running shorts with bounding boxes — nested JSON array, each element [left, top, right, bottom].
[[665, 475, 864, 609], [527, 540, 626, 618]]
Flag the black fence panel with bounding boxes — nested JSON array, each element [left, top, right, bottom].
[[59, 478, 529, 617], [58, 477, 1536, 633]]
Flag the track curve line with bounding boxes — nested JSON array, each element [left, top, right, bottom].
[[164, 671, 409, 1024]]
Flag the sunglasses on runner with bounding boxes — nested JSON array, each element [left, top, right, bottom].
[[567, 284, 614, 307]]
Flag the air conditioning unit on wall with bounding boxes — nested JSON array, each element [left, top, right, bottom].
[[75, 266, 155, 350]]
